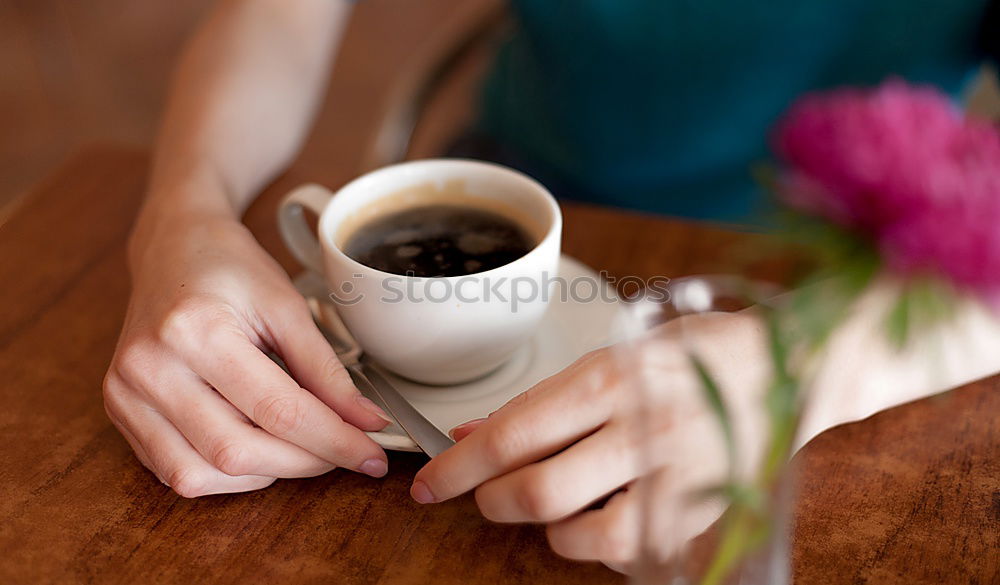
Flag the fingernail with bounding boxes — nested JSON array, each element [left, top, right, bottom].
[[410, 480, 436, 504], [359, 458, 388, 478], [448, 417, 487, 441], [356, 395, 394, 425]]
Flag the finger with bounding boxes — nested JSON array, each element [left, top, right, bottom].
[[551, 468, 724, 569], [636, 466, 727, 562], [487, 349, 605, 417], [473, 422, 639, 523], [602, 559, 632, 575], [147, 366, 337, 478], [178, 327, 388, 477], [267, 302, 391, 431], [105, 375, 163, 480], [115, 397, 276, 497], [545, 489, 641, 566], [107, 406, 158, 477], [449, 418, 486, 441], [412, 350, 618, 503]]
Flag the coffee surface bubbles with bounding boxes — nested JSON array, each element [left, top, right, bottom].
[[343, 204, 534, 277]]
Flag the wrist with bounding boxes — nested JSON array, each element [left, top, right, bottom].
[[128, 168, 242, 273]]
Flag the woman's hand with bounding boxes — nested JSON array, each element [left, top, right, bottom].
[[410, 312, 771, 571], [104, 211, 392, 497]]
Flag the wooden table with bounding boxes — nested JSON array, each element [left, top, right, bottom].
[[1, 147, 997, 585]]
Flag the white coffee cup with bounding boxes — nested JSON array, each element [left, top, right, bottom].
[[278, 159, 562, 385]]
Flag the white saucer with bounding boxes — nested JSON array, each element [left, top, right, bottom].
[[293, 255, 624, 452]]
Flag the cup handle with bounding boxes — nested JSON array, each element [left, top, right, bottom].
[[278, 183, 334, 274]]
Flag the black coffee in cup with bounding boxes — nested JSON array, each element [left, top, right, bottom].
[[342, 204, 534, 277]]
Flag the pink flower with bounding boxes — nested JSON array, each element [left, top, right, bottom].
[[773, 80, 1000, 305]]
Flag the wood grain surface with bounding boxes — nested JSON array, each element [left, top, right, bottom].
[[0, 147, 997, 585]]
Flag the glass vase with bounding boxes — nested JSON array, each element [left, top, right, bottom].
[[615, 275, 800, 585]]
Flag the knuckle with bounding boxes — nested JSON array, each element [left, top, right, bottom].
[[316, 352, 350, 390], [594, 506, 637, 564], [504, 388, 534, 409], [209, 439, 253, 476], [606, 422, 641, 460], [101, 372, 142, 427], [545, 518, 635, 564], [101, 371, 124, 410], [167, 466, 209, 498], [481, 422, 528, 467], [253, 393, 306, 436], [517, 474, 563, 521], [579, 354, 614, 398], [598, 522, 636, 564], [545, 525, 576, 560], [102, 395, 125, 429], [157, 295, 225, 347], [473, 483, 509, 523], [113, 337, 159, 383], [473, 486, 497, 521]]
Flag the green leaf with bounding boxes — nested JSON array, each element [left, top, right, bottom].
[[764, 309, 789, 383], [700, 505, 768, 585], [690, 352, 738, 481], [909, 278, 957, 329], [690, 482, 766, 513], [884, 277, 958, 350], [790, 253, 879, 350], [886, 290, 911, 349]]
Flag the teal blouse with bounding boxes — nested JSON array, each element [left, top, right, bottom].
[[478, 0, 996, 221]]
